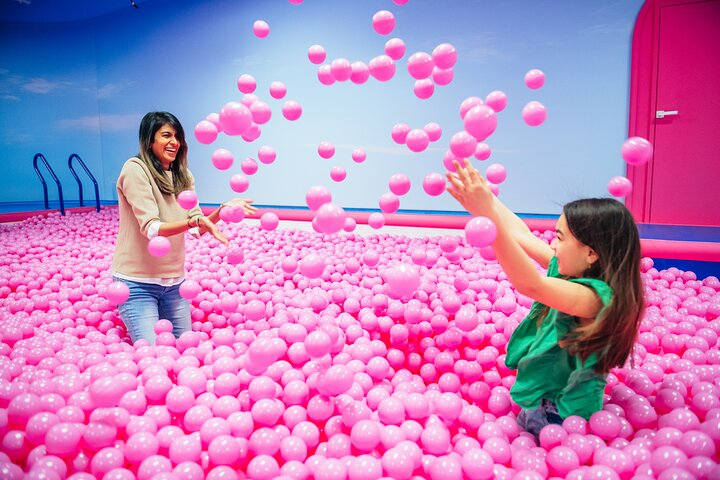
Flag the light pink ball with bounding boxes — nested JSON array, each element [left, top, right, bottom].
[[230, 175, 249, 193], [148, 236, 171, 257], [522, 101, 547, 127], [106, 281, 130, 305], [423, 173, 445, 196], [424, 122, 442, 142], [350, 62, 370, 84], [608, 176, 632, 197], [318, 141, 335, 159], [252, 20, 270, 38], [385, 38, 406, 60], [237, 74, 257, 94], [178, 280, 200, 300], [432, 43, 457, 69], [260, 212, 279, 231], [331, 58, 352, 82], [330, 166, 346, 182], [621, 136, 653, 166], [450, 131, 478, 159], [177, 190, 197, 210], [524, 69, 545, 89], [464, 105, 498, 141], [194, 120, 218, 145], [459, 96, 484, 119], [414, 79, 434, 100], [372, 10, 395, 35], [485, 163, 507, 184], [465, 217, 496, 248], [367, 213, 385, 230], [474, 143, 491, 161], [282, 100, 302, 121], [485, 91, 507, 112], [389, 174, 411, 196], [407, 51, 434, 80], [257, 146, 276, 165], [406, 129, 430, 153], [299, 254, 325, 279], [250, 101, 272, 125], [306, 186, 332, 210], [315, 203, 347, 234], [308, 45, 326, 65], [219, 102, 252, 136], [368, 55, 396, 82], [432, 67, 454, 86], [391, 123, 411, 144], [379, 193, 400, 214], [352, 148, 367, 163], [269, 81, 287, 99]]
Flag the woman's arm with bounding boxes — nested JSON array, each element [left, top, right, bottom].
[[157, 217, 228, 244]]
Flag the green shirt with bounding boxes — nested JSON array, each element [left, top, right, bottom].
[[505, 257, 613, 420]]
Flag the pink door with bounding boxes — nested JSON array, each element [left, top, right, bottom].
[[628, 0, 720, 226]]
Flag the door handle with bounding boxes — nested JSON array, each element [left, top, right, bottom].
[[656, 110, 679, 119]]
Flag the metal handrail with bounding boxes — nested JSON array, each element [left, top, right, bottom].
[[68, 153, 100, 212], [33, 153, 65, 216]]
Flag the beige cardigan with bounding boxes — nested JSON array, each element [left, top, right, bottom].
[[111, 157, 202, 278]]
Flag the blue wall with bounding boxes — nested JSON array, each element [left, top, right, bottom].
[[0, 0, 644, 214]]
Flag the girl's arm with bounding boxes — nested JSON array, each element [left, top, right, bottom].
[[158, 218, 228, 244], [447, 160, 602, 319]]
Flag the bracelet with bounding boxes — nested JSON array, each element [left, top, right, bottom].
[[187, 218, 193, 229], [195, 216, 202, 228]]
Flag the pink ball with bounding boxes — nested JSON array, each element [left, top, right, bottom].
[[318, 65, 334, 85], [524, 69, 545, 89], [406, 129, 430, 153], [257, 146, 276, 165], [237, 74, 257, 94], [367, 212, 385, 230], [407, 51, 434, 80], [350, 61, 370, 84], [308, 45, 326, 65], [485, 163, 507, 184], [389, 174, 411, 196], [432, 43, 457, 69], [269, 81, 287, 99], [460, 96, 484, 119], [608, 176, 632, 197], [372, 10, 395, 35], [414, 79, 434, 100], [247, 455, 279, 480], [330, 166, 346, 182], [205, 113, 222, 133], [260, 212, 279, 231], [227, 247, 244, 265], [343, 217, 357, 232], [220, 205, 245, 223], [462, 448, 494, 480], [450, 131, 478, 159], [352, 148, 367, 163], [521, 101, 547, 127], [464, 217, 496, 248], [384, 264, 420, 299], [464, 105, 498, 141], [282, 100, 302, 121], [432, 67, 454, 86], [194, 121, 218, 145], [391, 123, 411, 144], [299, 254, 325, 279], [424, 122, 442, 142], [241, 157, 259, 175], [219, 102, 252, 136], [589, 411, 621, 441], [230, 175, 249, 193], [368, 55, 395, 82], [211, 148, 234, 171], [379, 193, 400, 214], [179, 280, 200, 300], [331, 58, 352, 82], [106, 281, 129, 305], [148, 236, 171, 257], [621, 136, 653, 166], [423, 173, 445, 196], [250, 101, 272, 125], [242, 123, 261, 142], [177, 190, 197, 210], [305, 331, 332, 358], [385, 38, 406, 60], [253, 20, 270, 38], [474, 143, 491, 161], [315, 203, 347, 234], [306, 186, 332, 211], [318, 141, 335, 159], [485, 91, 508, 112]]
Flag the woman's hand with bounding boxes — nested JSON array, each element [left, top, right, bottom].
[[224, 198, 258, 216], [446, 159, 496, 217], [198, 216, 228, 244]]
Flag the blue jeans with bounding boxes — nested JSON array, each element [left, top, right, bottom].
[[516, 399, 564, 438], [113, 277, 191, 344]]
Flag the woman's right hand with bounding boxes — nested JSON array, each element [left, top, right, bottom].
[[198, 216, 228, 244], [446, 159, 496, 217]]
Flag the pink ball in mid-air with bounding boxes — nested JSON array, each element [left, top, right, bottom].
[[522, 101, 547, 127], [485, 163, 507, 184], [194, 120, 218, 145], [318, 65, 334, 86], [331, 58, 352, 82], [432, 67, 454, 86], [474, 143, 491, 161], [211, 149, 234, 171], [269, 81, 287, 99], [368, 55, 396, 82], [352, 148, 367, 163], [260, 212, 279, 231], [384, 264, 420, 299], [414, 79, 434, 100], [524, 69, 545, 89], [449, 131, 478, 159], [206, 112, 222, 132], [485, 90, 507, 112], [253, 20, 270, 38], [299, 253, 326, 279], [368, 212, 385, 230], [237, 74, 257, 94], [406, 129, 430, 153], [220, 205, 244, 223], [315, 203, 347, 234], [148, 236, 171, 257], [608, 176, 633, 197], [350, 61, 370, 84], [242, 122, 261, 143], [389, 173, 411, 196], [318, 141, 335, 159], [179, 280, 201, 300], [459, 96, 484, 119], [423, 173, 445, 196], [465, 217, 497, 247], [177, 190, 197, 210], [250, 101, 272, 125], [464, 105, 498, 141], [241, 158, 259, 175], [308, 45, 326, 65], [106, 281, 130, 305], [407, 52, 434, 80], [330, 166, 346, 182], [306, 186, 332, 211], [432, 43, 457, 69], [391, 123, 411, 144], [621, 136, 653, 166], [372, 10, 395, 35], [282, 100, 302, 121], [257, 146, 276, 165], [385, 38, 406, 60], [379, 193, 400, 214], [219, 102, 252, 136], [424, 122, 442, 142], [230, 175, 249, 193]]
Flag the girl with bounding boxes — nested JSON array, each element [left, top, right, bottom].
[[447, 159, 644, 436]]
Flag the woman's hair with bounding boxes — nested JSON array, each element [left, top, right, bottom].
[[557, 198, 645, 374], [137, 111, 192, 195]]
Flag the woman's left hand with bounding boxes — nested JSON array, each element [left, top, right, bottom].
[[198, 216, 228, 244], [446, 159, 496, 217], [224, 198, 258, 216]]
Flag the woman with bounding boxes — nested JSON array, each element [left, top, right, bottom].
[[112, 111, 256, 344]]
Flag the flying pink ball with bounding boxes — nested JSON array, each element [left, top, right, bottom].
[[219, 102, 252, 136], [385, 38, 406, 60], [384, 264, 420, 299], [621, 137, 653, 165], [179, 280, 201, 300], [177, 190, 197, 210], [250, 101, 272, 125], [306, 186, 332, 211], [485, 91, 507, 112], [230, 175, 249, 193], [423, 173, 445, 196], [237, 74, 257, 94], [608, 176, 632, 197], [330, 166, 346, 182], [424, 122, 442, 142], [282, 100, 302, 121], [106, 281, 129, 305], [432, 67, 454, 86], [460, 96, 484, 119], [522, 101, 547, 126], [257, 146, 276, 164], [389, 174, 411, 196], [350, 62, 370, 84], [432, 43, 457, 69], [241, 158, 258, 175], [379, 192, 400, 214], [260, 212, 279, 231], [211, 149, 234, 170], [148, 236, 171, 257], [194, 120, 218, 145], [464, 105, 498, 141], [318, 141, 335, 159], [343, 217, 357, 232], [368, 55, 395, 82], [220, 205, 244, 223], [352, 148, 367, 163], [368, 212, 385, 229], [465, 217, 497, 247], [407, 52, 434, 80], [205, 112, 222, 133], [299, 254, 326, 278], [317, 64, 334, 86], [269, 81, 287, 99], [315, 203, 347, 234], [253, 20, 270, 38], [485, 163, 507, 184], [414, 79, 434, 100], [242, 122, 261, 143], [450, 131, 478, 159], [372, 10, 395, 35], [474, 143, 491, 161], [391, 123, 411, 144], [406, 129, 430, 153], [331, 58, 352, 82], [524, 69, 545, 89], [308, 45, 326, 65]]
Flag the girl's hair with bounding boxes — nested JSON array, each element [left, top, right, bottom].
[[557, 198, 644, 374], [137, 111, 192, 195]]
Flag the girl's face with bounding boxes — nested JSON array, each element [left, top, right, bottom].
[[551, 214, 597, 277], [152, 124, 179, 170]]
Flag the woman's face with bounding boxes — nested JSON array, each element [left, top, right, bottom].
[[551, 214, 597, 277], [152, 123, 179, 170]]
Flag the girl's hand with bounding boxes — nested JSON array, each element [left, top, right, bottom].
[[224, 198, 258, 216], [446, 159, 495, 216], [198, 216, 228, 244]]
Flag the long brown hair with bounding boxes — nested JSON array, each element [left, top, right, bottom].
[[557, 198, 644, 373], [137, 111, 192, 195]]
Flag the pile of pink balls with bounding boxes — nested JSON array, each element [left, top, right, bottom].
[[1, 209, 719, 480]]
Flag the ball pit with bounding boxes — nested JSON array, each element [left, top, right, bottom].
[[0, 209, 719, 480]]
